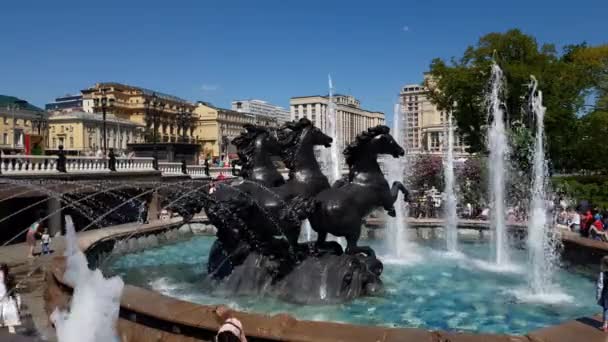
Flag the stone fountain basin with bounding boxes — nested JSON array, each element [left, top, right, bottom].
[[44, 219, 605, 342]]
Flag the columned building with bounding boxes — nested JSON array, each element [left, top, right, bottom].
[[47, 111, 143, 155], [289, 94, 384, 147], [81, 83, 197, 144], [0, 95, 48, 154], [232, 99, 290, 125], [399, 80, 468, 156], [194, 101, 257, 160]]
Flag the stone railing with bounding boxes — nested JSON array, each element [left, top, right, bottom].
[[0, 154, 345, 181], [115, 157, 155, 171], [158, 162, 184, 175], [0, 154, 58, 174]]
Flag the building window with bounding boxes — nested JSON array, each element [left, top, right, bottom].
[[3, 117, 7, 124], [2, 133, 7, 145], [69, 137, 74, 148]]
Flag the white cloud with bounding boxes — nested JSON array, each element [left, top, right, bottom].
[[402, 25, 410, 32], [200, 84, 219, 92]]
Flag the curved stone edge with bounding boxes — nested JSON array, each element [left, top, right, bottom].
[[43, 219, 601, 342]]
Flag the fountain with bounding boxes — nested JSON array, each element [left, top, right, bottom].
[[444, 111, 458, 253], [526, 76, 559, 296], [51, 216, 123, 342], [385, 103, 411, 259], [487, 62, 510, 266], [323, 74, 342, 184]]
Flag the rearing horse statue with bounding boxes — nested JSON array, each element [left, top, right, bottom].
[[309, 125, 408, 257], [231, 124, 285, 187]]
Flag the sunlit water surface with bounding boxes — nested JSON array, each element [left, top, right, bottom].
[[104, 235, 597, 334]]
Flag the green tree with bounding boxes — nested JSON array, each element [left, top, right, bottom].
[[427, 29, 604, 172]]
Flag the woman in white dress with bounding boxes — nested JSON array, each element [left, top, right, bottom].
[[0, 263, 21, 333]]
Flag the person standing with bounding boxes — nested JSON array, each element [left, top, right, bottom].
[[26, 221, 41, 258], [138, 201, 148, 224], [0, 264, 21, 334], [40, 228, 51, 255], [597, 256, 608, 332]]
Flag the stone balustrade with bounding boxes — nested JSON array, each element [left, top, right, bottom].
[[0, 154, 59, 174], [158, 162, 184, 175], [0, 153, 344, 180], [115, 157, 155, 171]]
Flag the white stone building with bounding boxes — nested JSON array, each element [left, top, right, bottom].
[[231, 99, 290, 125]]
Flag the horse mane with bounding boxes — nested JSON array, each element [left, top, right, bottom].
[[278, 118, 313, 171], [231, 124, 272, 178], [343, 125, 390, 168]]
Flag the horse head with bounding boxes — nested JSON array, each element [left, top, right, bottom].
[[232, 124, 283, 185], [278, 118, 333, 170], [344, 125, 404, 166]]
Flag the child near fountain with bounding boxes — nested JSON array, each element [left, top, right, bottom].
[[597, 256, 608, 332], [40, 228, 51, 255]]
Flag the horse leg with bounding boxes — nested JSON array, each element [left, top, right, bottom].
[[344, 227, 376, 258]]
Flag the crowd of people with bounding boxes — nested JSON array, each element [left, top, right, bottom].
[[563, 207, 608, 241]]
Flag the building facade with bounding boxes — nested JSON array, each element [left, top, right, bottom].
[[0, 95, 48, 154], [45, 95, 83, 112], [47, 111, 143, 154], [232, 99, 290, 125], [81, 83, 197, 144], [399, 81, 468, 156], [290, 94, 384, 148], [194, 102, 257, 159]]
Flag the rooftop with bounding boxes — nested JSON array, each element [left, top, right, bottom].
[[89, 82, 191, 104], [0, 95, 44, 112]]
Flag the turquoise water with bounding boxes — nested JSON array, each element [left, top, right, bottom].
[[105, 235, 598, 334]]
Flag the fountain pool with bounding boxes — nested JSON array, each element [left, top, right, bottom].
[[104, 233, 597, 335]]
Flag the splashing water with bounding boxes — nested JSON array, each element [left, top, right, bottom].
[[444, 111, 458, 252], [51, 215, 123, 342], [322, 74, 342, 184], [526, 76, 560, 296], [384, 103, 412, 260], [487, 62, 510, 266]]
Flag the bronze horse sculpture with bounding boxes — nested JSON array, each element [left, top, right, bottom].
[[231, 124, 285, 187], [309, 126, 408, 257], [190, 119, 408, 303]]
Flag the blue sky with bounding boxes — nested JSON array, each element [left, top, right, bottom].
[[1, 0, 606, 122]]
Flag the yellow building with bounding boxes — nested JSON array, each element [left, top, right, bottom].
[[0, 95, 48, 154], [193, 101, 260, 159], [48, 111, 143, 155], [400, 78, 468, 156], [81, 83, 197, 144]]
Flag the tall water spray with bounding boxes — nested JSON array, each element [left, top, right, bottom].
[[51, 215, 123, 342], [527, 76, 556, 294], [444, 112, 458, 252], [385, 103, 410, 259], [487, 62, 510, 266], [323, 75, 342, 184]]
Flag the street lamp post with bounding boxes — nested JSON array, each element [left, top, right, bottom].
[[93, 89, 114, 158], [145, 93, 164, 170], [177, 106, 192, 143]]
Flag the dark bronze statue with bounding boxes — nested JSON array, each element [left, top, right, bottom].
[[191, 119, 408, 303], [310, 126, 408, 257], [231, 124, 285, 187]]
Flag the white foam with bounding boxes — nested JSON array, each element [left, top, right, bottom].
[[51, 216, 124, 342], [510, 287, 574, 305], [468, 258, 524, 274]]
